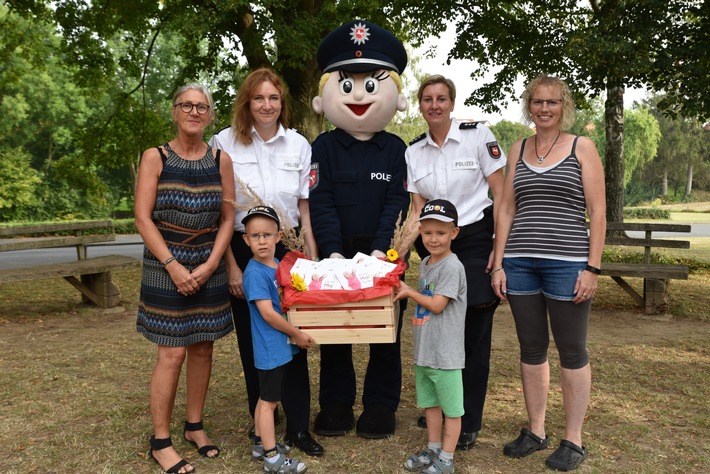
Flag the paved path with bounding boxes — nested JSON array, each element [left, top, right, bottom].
[[626, 223, 710, 238], [1, 224, 709, 271], [0, 235, 144, 270]]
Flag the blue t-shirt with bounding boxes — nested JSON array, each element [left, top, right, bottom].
[[243, 258, 298, 370]]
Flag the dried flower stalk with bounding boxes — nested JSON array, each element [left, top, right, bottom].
[[390, 210, 419, 257], [235, 175, 304, 253]]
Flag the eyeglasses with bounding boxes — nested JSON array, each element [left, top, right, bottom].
[[246, 233, 277, 242], [174, 101, 210, 114], [530, 99, 562, 108]]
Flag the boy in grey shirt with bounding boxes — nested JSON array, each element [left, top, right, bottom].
[[394, 199, 467, 474]]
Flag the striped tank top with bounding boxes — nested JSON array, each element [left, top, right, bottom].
[[503, 136, 589, 261]]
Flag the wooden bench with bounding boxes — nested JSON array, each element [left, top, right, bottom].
[[602, 222, 691, 314], [0, 220, 140, 308]]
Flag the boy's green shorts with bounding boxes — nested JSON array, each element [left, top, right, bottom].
[[415, 365, 464, 418]]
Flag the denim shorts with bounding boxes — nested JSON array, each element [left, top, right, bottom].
[[503, 257, 586, 301]]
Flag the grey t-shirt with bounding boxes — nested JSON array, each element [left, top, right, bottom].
[[412, 253, 467, 369]]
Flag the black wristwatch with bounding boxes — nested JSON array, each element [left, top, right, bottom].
[[585, 264, 602, 275]]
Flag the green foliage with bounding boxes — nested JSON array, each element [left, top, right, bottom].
[[408, 0, 707, 223], [0, 148, 42, 221], [489, 120, 534, 155], [622, 207, 670, 220], [112, 218, 138, 234]]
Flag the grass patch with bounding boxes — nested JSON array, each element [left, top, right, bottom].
[[1, 264, 709, 473]]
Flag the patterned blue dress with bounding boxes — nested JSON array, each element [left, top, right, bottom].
[[137, 143, 233, 346]]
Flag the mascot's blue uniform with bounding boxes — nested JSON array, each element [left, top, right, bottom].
[[310, 129, 409, 257], [308, 19, 409, 439]]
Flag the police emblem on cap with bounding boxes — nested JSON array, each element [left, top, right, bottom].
[[350, 23, 370, 45]]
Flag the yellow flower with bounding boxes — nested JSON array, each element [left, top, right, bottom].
[[387, 249, 399, 262], [291, 273, 307, 292]]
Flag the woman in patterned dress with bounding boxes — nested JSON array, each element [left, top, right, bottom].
[[135, 83, 236, 473]]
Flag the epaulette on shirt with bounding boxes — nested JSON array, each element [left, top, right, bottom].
[[459, 121, 480, 130], [409, 133, 426, 146]]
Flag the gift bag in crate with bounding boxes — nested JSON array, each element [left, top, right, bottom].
[[277, 251, 405, 344]]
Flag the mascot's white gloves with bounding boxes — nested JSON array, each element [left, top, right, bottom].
[[329, 252, 345, 259], [370, 250, 386, 259]]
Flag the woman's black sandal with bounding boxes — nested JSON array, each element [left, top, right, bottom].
[[183, 420, 220, 458], [149, 435, 194, 473]]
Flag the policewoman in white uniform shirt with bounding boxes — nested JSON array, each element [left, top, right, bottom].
[[208, 68, 323, 456], [403, 75, 505, 451]]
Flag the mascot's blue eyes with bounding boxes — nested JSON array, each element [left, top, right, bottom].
[[339, 79, 354, 95], [365, 79, 379, 94]]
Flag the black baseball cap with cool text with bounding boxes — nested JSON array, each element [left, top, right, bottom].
[[419, 199, 458, 226], [242, 205, 280, 228]]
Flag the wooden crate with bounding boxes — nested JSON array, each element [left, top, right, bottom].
[[287, 293, 399, 344]]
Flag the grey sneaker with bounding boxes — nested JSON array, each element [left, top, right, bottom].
[[252, 442, 292, 461], [263, 453, 307, 473], [420, 456, 454, 474], [403, 448, 438, 471]]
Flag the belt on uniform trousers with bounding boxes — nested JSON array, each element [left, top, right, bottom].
[[157, 221, 218, 244], [456, 218, 489, 239], [457, 204, 494, 239]]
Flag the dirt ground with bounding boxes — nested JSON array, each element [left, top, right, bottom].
[[2, 290, 709, 473]]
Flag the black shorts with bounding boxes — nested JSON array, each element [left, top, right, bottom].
[[258, 364, 287, 402]]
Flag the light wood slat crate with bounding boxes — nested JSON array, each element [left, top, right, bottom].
[[287, 293, 399, 344]]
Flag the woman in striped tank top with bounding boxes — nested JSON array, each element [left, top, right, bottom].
[[491, 75, 606, 472]]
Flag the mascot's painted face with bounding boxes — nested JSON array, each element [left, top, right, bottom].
[[313, 70, 407, 136]]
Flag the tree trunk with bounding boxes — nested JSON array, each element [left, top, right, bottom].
[[661, 167, 668, 196], [281, 61, 323, 142], [685, 162, 693, 196], [604, 81, 625, 224]]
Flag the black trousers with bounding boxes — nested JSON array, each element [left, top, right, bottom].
[[415, 225, 499, 433], [230, 233, 311, 433], [318, 301, 406, 412], [461, 300, 498, 432]]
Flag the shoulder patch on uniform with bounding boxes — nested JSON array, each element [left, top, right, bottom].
[[459, 121, 480, 130], [486, 141, 502, 159], [309, 162, 319, 190], [409, 133, 426, 146]]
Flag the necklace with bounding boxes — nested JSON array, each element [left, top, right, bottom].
[[535, 131, 561, 164]]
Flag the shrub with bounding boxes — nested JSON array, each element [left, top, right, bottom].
[[623, 207, 670, 219], [113, 219, 137, 234]]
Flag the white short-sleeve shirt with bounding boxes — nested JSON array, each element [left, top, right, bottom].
[[209, 124, 311, 232], [405, 119, 506, 226]]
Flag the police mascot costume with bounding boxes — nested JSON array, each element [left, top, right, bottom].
[[308, 20, 409, 438]]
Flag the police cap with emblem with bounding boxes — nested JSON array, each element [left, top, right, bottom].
[[317, 20, 407, 74]]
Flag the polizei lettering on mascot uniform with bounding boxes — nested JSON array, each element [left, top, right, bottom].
[[370, 172, 392, 181]]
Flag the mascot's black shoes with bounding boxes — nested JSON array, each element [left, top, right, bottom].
[[314, 401, 355, 436], [356, 402, 396, 439]]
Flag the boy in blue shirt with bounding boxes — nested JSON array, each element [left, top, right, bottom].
[[241, 206, 315, 473], [394, 199, 467, 474]]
